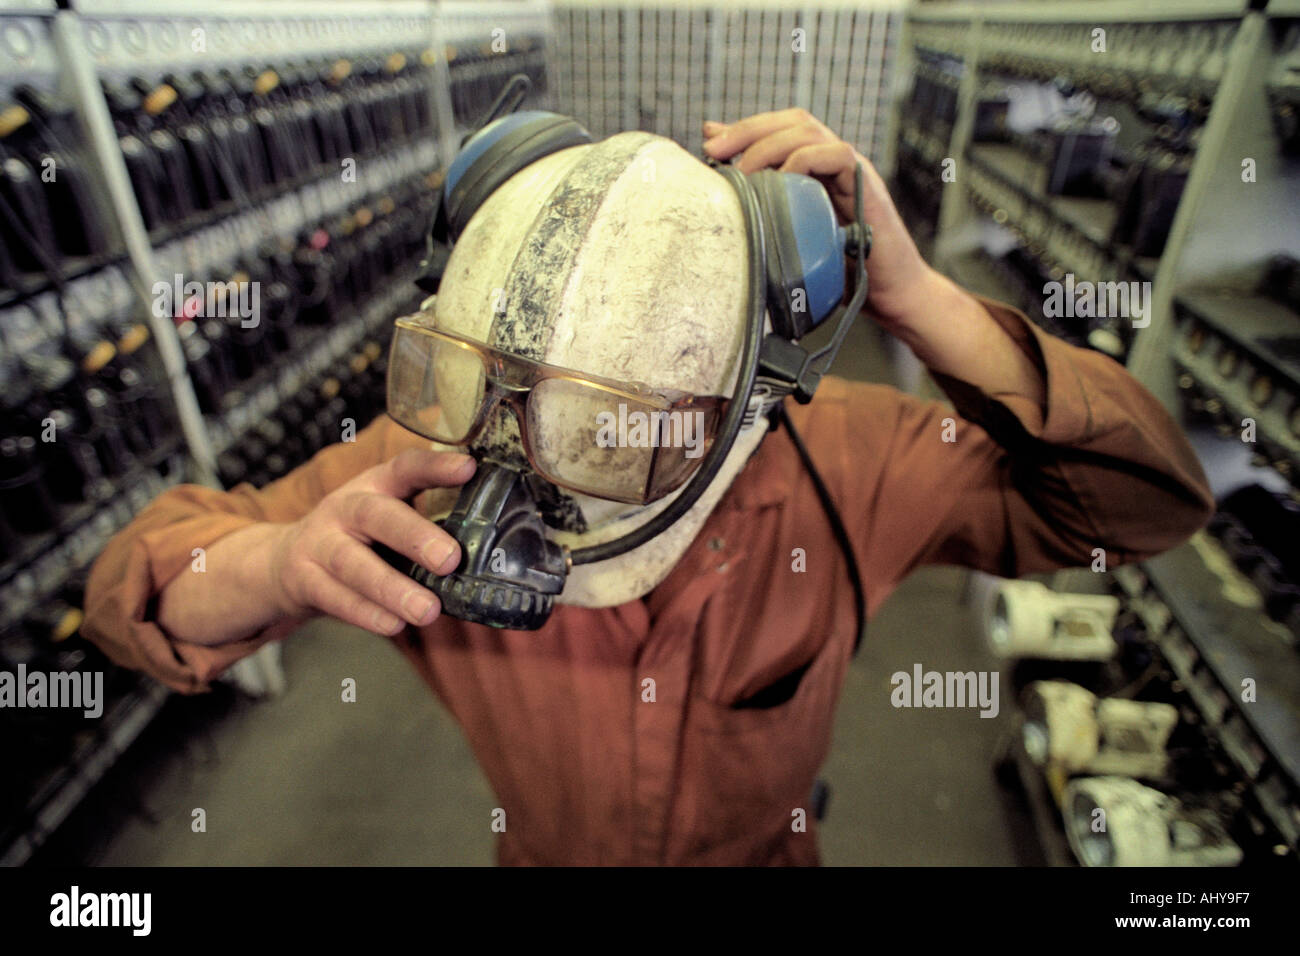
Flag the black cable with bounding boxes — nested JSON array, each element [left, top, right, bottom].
[[777, 402, 867, 654], [465, 72, 532, 147]]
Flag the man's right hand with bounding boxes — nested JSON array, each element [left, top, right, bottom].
[[156, 449, 475, 646], [268, 449, 475, 635]]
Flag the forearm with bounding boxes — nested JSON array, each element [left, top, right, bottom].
[[875, 266, 1046, 409], [156, 522, 295, 648]]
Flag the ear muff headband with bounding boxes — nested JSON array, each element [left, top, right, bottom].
[[443, 111, 592, 240], [752, 169, 803, 341]]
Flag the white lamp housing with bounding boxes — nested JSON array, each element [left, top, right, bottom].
[[1063, 776, 1243, 867], [1023, 680, 1178, 778], [984, 580, 1120, 660]]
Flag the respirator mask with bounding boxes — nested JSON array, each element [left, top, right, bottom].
[[378, 75, 871, 633]]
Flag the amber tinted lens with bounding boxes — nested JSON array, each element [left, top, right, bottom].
[[525, 379, 717, 503], [643, 401, 724, 501], [387, 325, 485, 442]]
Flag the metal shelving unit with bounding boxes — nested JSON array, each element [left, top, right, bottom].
[[0, 0, 558, 867], [901, 1, 1300, 868], [0, 678, 169, 867], [1113, 553, 1300, 855], [900, 2, 1256, 363]]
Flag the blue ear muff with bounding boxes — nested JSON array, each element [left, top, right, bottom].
[[416, 88, 592, 293], [443, 110, 592, 241], [751, 170, 848, 341]]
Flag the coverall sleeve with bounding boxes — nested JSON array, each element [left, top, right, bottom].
[[829, 297, 1214, 598], [82, 415, 428, 693]]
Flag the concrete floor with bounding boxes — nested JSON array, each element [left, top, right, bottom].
[[33, 319, 1040, 866]]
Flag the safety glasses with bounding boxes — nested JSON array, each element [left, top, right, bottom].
[[387, 314, 729, 504]]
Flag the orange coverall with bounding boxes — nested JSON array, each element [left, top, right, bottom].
[[84, 299, 1214, 864]]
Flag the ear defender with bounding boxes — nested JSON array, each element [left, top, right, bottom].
[[745, 161, 871, 405], [750, 169, 849, 340]]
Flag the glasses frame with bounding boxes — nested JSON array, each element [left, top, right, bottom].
[[390, 316, 729, 504]]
